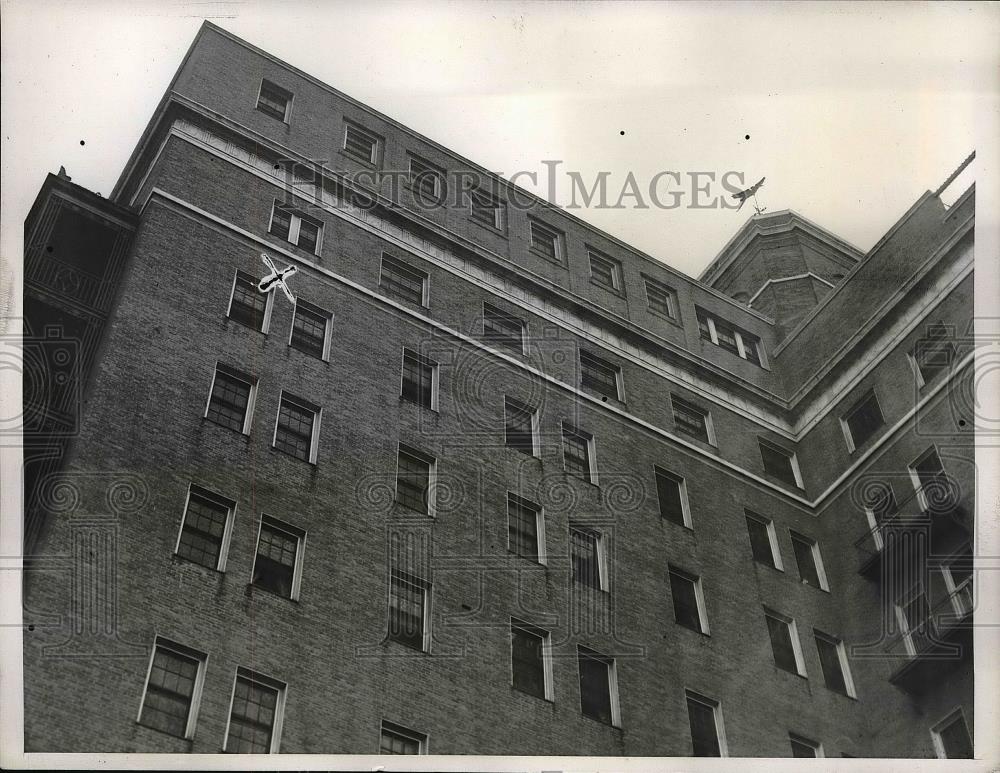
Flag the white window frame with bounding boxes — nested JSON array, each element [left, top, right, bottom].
[[379, 719, 428, 754], [561, 422, 599, 486], [813, 629, 857, 698], [222, 667, 287, 754], [267, 202, 323, 255], [509, 618, 554, 701], [136, 637, 208, 740], [789, 732, 824, 758], [758, 438, 804, 488], [893, 582, 928, 657], [577, 646, 622, 728], [930, 707, 973, 759], [380, 253, 429, 307], [668, 565, 711, 635], [288, 299, 333, 361], [587, 249, 622, 292], [255, 78, 293, 123], [504, 396, 539, 458], [653, 466, 692, 528], [507, 493, 547, 565], [699, 311, 767, 367], [528, 218, 564, 264], [746, 511, 784, 571], [483, 302, 527, 356], [271, 391, 322, 464], [643, 275, 678, 320], [227, 269, 274, 334], [342, 122, 379, 165], [839, 389, 885, 453], [763, 607, 807, 676], [908, 445, 944, 511], [173, 484, 237, 572], [684, 690, 729, 757], [570, 524, 609, 591], [941, 544, 974, 617], [395, 442, 437, 517], [407, 155, 443, 200], [388, 568, 432, 653], [251, 514, 307, 602], [469, 186, 504, 231], [204, 362, 258, 436], [670, 395, 717, 447], [789, 530, 830, 591], [579, 348, 624, 403], [400, 348, 439, 412]]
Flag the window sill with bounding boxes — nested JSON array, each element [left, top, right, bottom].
[[171, 553, 224, 574], [580, 712, 622, 731], [506, 446, 541, 462], [507, 549, 547, 568], [660, 518, 695, 532], [573, 581, 609, 595], [529, 247, 568, 268], [202, 416, 253, 439], [267, 232, 320, 260], [468, 215, 508, 239], [135, 720, 194, 743], [511, 685, 555, 704], [399, 395, 439, 413], [753, 560, 785, 575], [673, 427, 716, 450], [380, 288, 429, 311], [225, 316, 267, 335], [392, 502, 435, 519], [255, 106, 290, 125], [270, 445, 317, 466], [385, 636, 430, 655], [246, 582, 298, 604], [647, 307, 685, 329], [589, 279, 625, 298], [564, 471, 600, 490], [675, 623, 711, 638], [799, 579, 831, 593], [337, 149, 379, 169], [288, 343, 330, 363]]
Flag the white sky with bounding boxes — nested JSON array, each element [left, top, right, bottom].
[[2, 0, 998, 277]]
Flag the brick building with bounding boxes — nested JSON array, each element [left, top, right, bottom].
[[21, 21, 976, 758]]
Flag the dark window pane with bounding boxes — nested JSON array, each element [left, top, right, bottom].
[[697, 314, 713, 341], [791, 535, 821, 587], [252, 523, 298, 598], [296, 218, 319, 253], [344, 127, 376, 162], [578, 650, 612, 724], [483, 304, 524, 354], [257, 81, 289, 120], [229, 274, 268, 331], [655, 470, 685, 525], [590, 253, 618, 289], [290, 303, 328, 358], [815, 635, 848, 695], [914, 450, 946, 491], [508, 497, 539, 560], [759, 441, 797, 485], [388, 571, 426, 650], [670, 571, 703, 633], [938, 714, 973, 759], [380, 727, 422, 754], [226, 674, 278, 754], [274, 397, 314, 461], [207, 369, 252, 432], [562, 428, 592, 482], [380, 256, 426, 306], [571, 528, 601, 589], [268, 206, 292, 241], [401, 352, 434, 409], [396, 450, 430, 513], [511, 624, 546, 698], [580, 350, 620, 400], [672, 397, 709, 443], [790, 737, 818, 758], [742, 335, 762, 366], [140, 647, 199, 738], [766, 614, 799, 673], [470, 188, 501, 229], [177, 492, 229, 568], [504, 400, 534, 454], [745, 515, 776, 568], [529, 222, 560, 262], [714, 321, 740, 355], [846, 393, 884, 448], [646, 280, 676, 318], [686, 696, 721, 756]]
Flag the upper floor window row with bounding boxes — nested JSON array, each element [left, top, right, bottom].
[[697, 308, 765, 367]]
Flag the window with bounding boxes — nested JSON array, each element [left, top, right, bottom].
[[644, 276, 678, 319], [469, 186, 503, 231], [931, 708, 973, 759], [396, 444, 435, 515], [342, 122, 379, 164], [408, 155, 444, 203], [685, 691, 726, 757], [911, 323, 957, 387], [504, 397, 538, 456], [942, 544, 974, 617], [909, 446, 947, 511], [696, 308, 765, 366], [894, 584, 931, 656], [670, 395, 714, 445], [251, 515, 305, 600], [789, 733, 822, 758], [273, 392, 321, 463], [790, 531, 828, 590], [570, 525, 605, 590], [669, 566, 709, 634], [388, 569, 429, 651], [745, 511, 783, 570], [654, 467, 690, 527], [577, 646, 619, 726], [256, 79, 292, 122], [510, 619, 553, 700], [289, 299, 332, 360], [561, 423, 596, 484], [174, 485, 235, 571], [268, 201, 322, 254], [508, 493, 545, 563], [764, 608, 806, 676], [227, 270, 271, 332], [758, 438, 802, 487], [579, 349, 622, 402], [865, 483, 899, 551], [401, 349, 438, 410], [841, 390, 885, 451], [224, 668, 285, 753], [205, 363, 256, 434], [380, 254, 428, 307], [589, 250, 622, 292], [380, 720, 427, 754], [138, 638, 206, 739], [482, 302, 525, 355], [528, 219, 564, 264], [814, 630, 856, 697]]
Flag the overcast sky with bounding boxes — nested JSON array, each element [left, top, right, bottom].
[[2, 1, 997, 278]]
